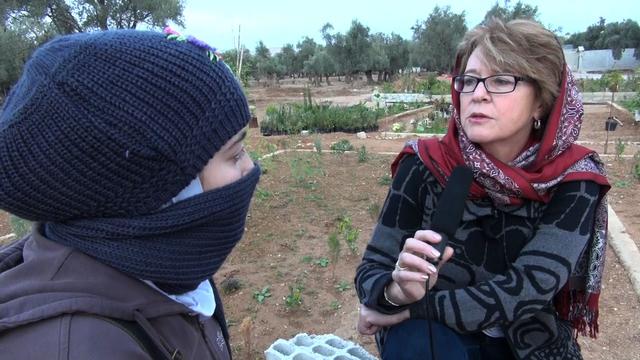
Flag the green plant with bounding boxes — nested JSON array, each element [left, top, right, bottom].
[[301, 255, 314, 264], [329, 300, 342, 311], [220, 277, 243, 295], [284, 285, 304, 309], [614, 179, 631, 188], [633, 151, 640, 181], [367, 202, 381, 220], [615, 138, 626, 160], [315, 257, 330, 268], [391, 122, 405, 133], [330, 139, 354, 153], [335, 280, 351, 292], [314, 137, 322, 153], [290, 154, 324, 190], [357, 145, 369, 163], [327, 231, 340, 275], [255, 188, 273, 201], [378, 174, 392, 186], [253, 286, 272, 304], [344, 228, 359, 255]]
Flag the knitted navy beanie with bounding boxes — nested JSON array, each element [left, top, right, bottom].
[[0, 30, 250, 221]]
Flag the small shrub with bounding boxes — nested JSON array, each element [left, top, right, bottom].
[[221, 277, 243, 295], [327, 231, 340, 264], [633, 151, 640, 181], [253, 286, 272, 304], [255, 188, 272, 201], [329, 300, 342, 311], [391, 122, 405, 133], [284, 285, 304, 309], [335, 280, 351, 292], [315, 257, 330, 268], [378, 174, 392, 186], [614, 179, 631, 188], [358, 145, 369, 163], [330, 139, 354, 153], [367, 202, 381, 220], [314, 137, 322, 153], [615, 138, 626, 160]]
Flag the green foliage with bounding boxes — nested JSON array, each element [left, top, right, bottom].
[[301, 255, 313, 264], [315, 257, 330, 267], [367, 202, 381, 220], [358, 145, 369, 163], [261, 102, 383, 134], [3, 0, 184, 34], [391, 122, 406, 133], [220, 277, 243, 295], [621, 94, 640, 112], [337, 215, 359, 255], [482, 1, 539, 24], [415, 73, 450, 95], [253, 286, 272, 304], [255, 188, 273, 201], [634, 151, 640, 181], [9, 215, 31, 239], [614, 179, 631, 188], [378, 174, 392, 186], [335, 280, 351, 292], [601, 71, 625, 92], [284, 285, 304, 309], [329, 300, 342, 311], [566, 19, 640, 60], [414, 112, 449, 134], [290, 153, 324, 189], [615, 138, 626, 160], [327, 232, 341, 265], [381, 82, 395, 93], [411, 6, 467, 72], [330, 139, 355, 153], [313, 137, 323, 153]]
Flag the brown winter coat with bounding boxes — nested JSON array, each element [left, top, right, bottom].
[[0, 226, 232, 359]]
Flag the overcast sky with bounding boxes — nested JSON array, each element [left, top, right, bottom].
[[174, 0, 640, 52]]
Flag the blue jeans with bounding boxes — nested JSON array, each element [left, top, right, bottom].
[[381, 320, 514, 360]]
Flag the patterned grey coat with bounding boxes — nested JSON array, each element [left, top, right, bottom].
[[355, 155, 603, 360]]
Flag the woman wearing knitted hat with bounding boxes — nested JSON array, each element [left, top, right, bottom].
[[0, 28, 258, 359], [355, 19, 610, 360]]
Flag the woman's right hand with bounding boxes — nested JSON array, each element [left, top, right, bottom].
[[386, 230, 454, 305]]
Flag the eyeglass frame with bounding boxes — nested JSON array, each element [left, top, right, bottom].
[[452, 74, 531, 94]]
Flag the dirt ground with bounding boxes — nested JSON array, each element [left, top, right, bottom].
[[1, 78, 639, 359]]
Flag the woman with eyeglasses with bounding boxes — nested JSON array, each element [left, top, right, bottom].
[[355, 19, 610, 360]]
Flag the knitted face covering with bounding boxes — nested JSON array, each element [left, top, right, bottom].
[[45, 165, 261, 294]]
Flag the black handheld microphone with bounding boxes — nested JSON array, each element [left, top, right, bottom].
[[429, 165, 474, 258]]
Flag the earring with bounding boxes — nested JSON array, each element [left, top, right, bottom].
[[533, 118, 541, 130]]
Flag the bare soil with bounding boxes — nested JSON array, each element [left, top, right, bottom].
[[1, 78, 639, 359]]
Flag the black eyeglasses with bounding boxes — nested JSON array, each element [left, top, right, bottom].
[[453, 74, 530, 94]]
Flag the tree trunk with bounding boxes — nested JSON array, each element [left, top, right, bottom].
[[365, 70, 374, 84], [376, 71, 383, 83], [325, 74, 331, 86]]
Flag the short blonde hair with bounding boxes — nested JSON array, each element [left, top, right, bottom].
[[456, 19, 565, 119]]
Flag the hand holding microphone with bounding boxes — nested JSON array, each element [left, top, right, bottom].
[[387, 166, 473, 305]]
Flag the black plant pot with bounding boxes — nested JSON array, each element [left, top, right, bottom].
[[605, 118, 618, 131]]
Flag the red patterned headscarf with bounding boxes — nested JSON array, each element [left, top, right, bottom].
[[392, 66, 610, 337]]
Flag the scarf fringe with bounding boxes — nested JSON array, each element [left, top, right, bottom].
[[555, 289, 599, 338]]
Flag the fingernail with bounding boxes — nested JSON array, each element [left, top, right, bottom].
[[421, 275, 430, 280], [431, 249, 441, 258], [427, 263, 437, 272]]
